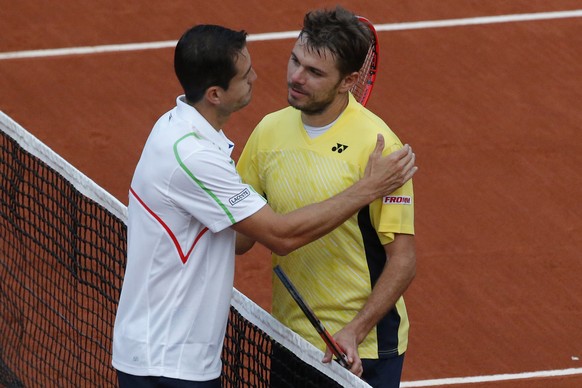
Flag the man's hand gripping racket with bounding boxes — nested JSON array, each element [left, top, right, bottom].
[[273, 265, 351, 369]]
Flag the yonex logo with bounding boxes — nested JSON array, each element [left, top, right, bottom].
[[383, 196, 412, 205], [229, 188, 250, 205], [332, 143, 349, 153]]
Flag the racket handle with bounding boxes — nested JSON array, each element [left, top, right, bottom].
[[335, 352, 350, 368], [320, 330, 351, 369]]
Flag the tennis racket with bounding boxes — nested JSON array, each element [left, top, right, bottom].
[[273, 265, 351, 369], [350, 16, 380, 107]]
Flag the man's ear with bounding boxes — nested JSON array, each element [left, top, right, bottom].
[[339, 71, 359, 93], [204, 86, 221, 105]]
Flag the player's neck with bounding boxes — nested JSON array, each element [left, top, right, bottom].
[[301, 94, 349, 127], [191, 101, 229, 131]]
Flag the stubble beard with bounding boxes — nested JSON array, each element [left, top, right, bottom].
[[287, 84, 335, 116]]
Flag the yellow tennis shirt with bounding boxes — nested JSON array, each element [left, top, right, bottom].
[[237, 94, 414, 358]]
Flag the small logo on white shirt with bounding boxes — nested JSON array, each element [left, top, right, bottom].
[[383, 195, 412, 205], [229, 188, 250, 205]]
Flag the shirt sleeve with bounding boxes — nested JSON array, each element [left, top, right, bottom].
[[371, 143, 415, 245], [171, 136, 266, 233]]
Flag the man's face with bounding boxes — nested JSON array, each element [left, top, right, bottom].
[[286, 36, 343, 115], [221, 46, 257, 113]]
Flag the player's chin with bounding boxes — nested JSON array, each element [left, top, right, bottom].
[[243, 90, 254, 104], [234, 96, 252, 112], [241, 98, 252, 110], [287, 99, 303, 111], [287, 94, 306, 110]]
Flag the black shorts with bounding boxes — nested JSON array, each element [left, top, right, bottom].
[[268, 344, 405, 388], [116, 370, 221, 388], [361, 353, 405, 388]]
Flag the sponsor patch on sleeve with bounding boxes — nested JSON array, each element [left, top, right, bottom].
[[382, 195, 412, 205], [229, 188, 250, 205]]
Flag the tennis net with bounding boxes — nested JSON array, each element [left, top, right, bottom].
[[0, 111, 370, 387]]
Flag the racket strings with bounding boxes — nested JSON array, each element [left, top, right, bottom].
[[351, 44, 377, 104], [350, 16, 378, 106]]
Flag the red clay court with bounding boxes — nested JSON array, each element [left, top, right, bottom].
[[1, 1, 582, 386]]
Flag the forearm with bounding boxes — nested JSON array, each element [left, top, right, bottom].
[[327, 245, 415, 371], [271, 179, 377, 253], [232, 138, 417, 256], [235, 232, 256, 254], [234, 179, 376, 256], [261, 143, 417, 255], [347, 236, 416, 343]]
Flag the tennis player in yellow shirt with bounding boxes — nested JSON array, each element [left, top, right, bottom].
[[237, 7, 416, 388]]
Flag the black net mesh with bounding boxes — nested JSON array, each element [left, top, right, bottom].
[[0, 129, 125, 386], [0, 116, 365, 387]]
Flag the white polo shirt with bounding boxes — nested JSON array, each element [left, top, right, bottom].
[[112, 96, 266, 381]]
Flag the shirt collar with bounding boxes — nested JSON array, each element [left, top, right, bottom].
[[175, 95, 235, 156]]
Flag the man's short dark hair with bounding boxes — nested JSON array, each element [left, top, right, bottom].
[[174, 25, 248, 103], [300, 6, 371, 76]]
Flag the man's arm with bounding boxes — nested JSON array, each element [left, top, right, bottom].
[[233, 135, 416, 255], [322, 233, 416, 375], [235, 232, 256, 254]]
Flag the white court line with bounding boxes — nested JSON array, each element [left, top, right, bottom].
[[0, 9, 581, 60], [401, 368, 582, 387], [374, 8, 582, 32]]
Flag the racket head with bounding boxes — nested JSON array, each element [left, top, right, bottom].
[[350, 16, 380, 107], [273, 265, 350, 368]]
